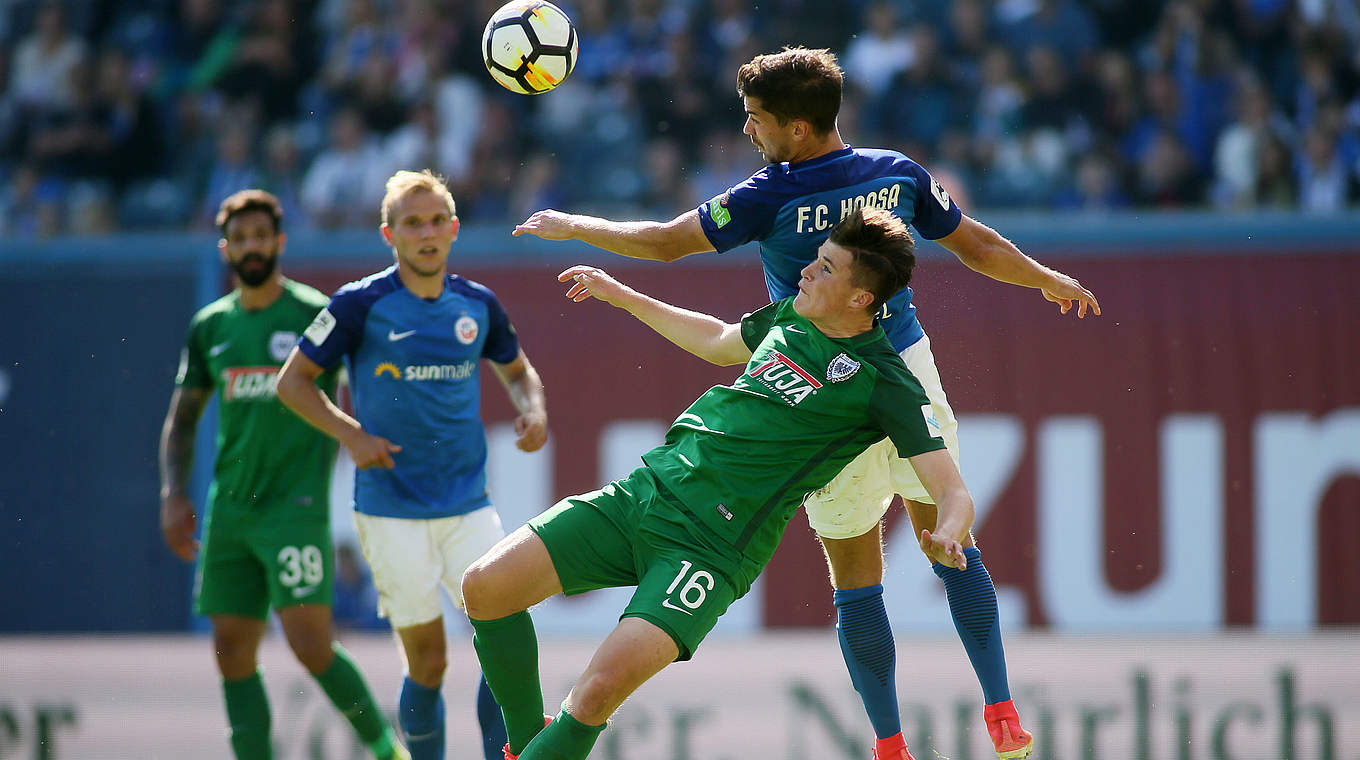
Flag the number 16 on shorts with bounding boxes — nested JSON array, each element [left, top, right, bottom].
[[662, 560, 714, 616]]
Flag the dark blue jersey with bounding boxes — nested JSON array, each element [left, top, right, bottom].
[[696, 146, 962, 351], [299, 266, 520, 519]]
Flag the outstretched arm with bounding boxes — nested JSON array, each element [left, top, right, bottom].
[[515, 209, 714, 263], [276, 348, 402, 469], [558, 265, 753, 366], [937, 215, 1101, 318], [489, 349, 548, 453]]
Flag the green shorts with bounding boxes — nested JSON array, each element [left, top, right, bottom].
[[194, 504, 333, 619], [528, 468, 744, 661]]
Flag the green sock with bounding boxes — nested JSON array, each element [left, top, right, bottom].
[[223, 670, 272, 760], [471, 611, 545, 754], [312, 643, 392, 754], [520, 708, 607, 760]]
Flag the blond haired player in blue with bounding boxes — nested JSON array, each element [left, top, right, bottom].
[[466, 207, 973, 760], [278, 170, 547, 760], [159, 189, 408, 760], [514, 46, 1101, 760]]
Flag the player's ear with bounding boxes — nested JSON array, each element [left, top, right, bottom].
[[380, 224, 392, 245], [276, 232, 287, 255], [217, 238, 228, 263], [450, 216, 460, 240]]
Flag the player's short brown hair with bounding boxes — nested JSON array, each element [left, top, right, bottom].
[[382, 169, 456, 226], [736, 47, 842, 136], [829, 206, 916, 314], [215, 189, 282, 236]]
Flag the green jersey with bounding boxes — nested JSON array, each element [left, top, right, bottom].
[[640, 298, 945, 577], [176, 279, 339, 515]]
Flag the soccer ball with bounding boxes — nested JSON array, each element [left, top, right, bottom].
[[482, 1, 578, 95]]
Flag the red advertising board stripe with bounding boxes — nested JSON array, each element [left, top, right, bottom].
[[296, 253, 1360, 628]]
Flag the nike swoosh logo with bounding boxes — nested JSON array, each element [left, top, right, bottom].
[[388, 329, 417, 342], [661, 598, 694, 616], [785, 326, 806, 334], [292, 585, 319, 598], [208, 342, 231, 357]]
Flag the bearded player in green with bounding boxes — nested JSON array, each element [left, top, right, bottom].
[[461, 206, 974, 760], [159, 189, 408, 760]]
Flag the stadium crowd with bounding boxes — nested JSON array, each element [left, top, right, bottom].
[[1, 0, 1358, 236]]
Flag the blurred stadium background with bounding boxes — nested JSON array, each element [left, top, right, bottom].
[[2, 0, 1359, 758]]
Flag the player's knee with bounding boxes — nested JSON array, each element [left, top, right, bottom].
[[460, 565, 485, 616], [287, 633, 335, 674], [405, 644, 447, 683], [212, 631, 258, 677], [570, 670, 628, 724], [461, 561, 500, 619]]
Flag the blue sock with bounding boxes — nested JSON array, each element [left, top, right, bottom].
[[834, 583, 902, 740], [476, 673, 508, 760], [934, 546, 1011, 704], [399, 676, 445, 760]]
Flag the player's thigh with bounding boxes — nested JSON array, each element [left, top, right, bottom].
[[435, 506, 508, 608], [623, 543, 739, 662], [819, 522, 884, 590], [256, 515, 335, 612], [528, 475, 650, 595], [804, 436, 897, 540], [888, 334, 961, 505], [354, 513, 445, 629], [196, 512, 270, 620]]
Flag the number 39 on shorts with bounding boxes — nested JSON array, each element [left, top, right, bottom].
[[662, 560, 714, 616], [277, 544, 325, 588]]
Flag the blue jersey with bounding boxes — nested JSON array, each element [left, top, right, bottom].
[[298, 266, 521, 519], [696, 146, 962, 352]]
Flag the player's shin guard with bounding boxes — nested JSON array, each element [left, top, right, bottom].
[[518, 708, 605, 760], [314, 644, 389, 748], [833, 583, 903, 740], [477, 673, 509, 760], [471, 611, 546, 755], [933, 546, 1011, 704], [399, 676, 445, 760], [222, 670, 272, 760]]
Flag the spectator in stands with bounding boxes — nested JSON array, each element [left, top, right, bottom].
[[215, 0, 317, 125], [1297, 124, 1355, 212], [2, 0, 1359, 235], [1135, 128, 1205, 207], [198, 123, 261, 227], [1213, 76, 1291, 208], [260, 123, 312, 230], [9, 0, 88, 113], [96, 46, 164, 192], [843, 1, 915, 99], [1254, 132, 1298, 208], [301, 106, 387, 228]]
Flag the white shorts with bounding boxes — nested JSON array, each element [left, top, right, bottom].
[[353, 506, 506, 628], [804, 333, 961, 540]]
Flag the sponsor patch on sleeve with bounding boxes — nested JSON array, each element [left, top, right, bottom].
[[922, 404, 943, 438], [704, 193, 732, 228], [929, 176, 951, 210], [304, 308, 336, 345]]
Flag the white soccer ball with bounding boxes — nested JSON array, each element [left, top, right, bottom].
[[482, 0, 578, 95]]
